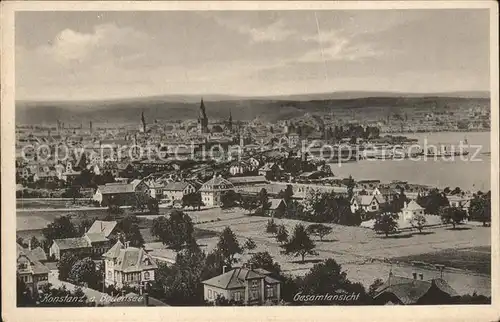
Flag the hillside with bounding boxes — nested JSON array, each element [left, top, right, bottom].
[[16, 94, 490, 125]]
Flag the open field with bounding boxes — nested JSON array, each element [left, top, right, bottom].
[[16, 207, 491, 296], [17, 199, 94, 209], [392, 246, 491, 275], [194, 214, 491, 295]]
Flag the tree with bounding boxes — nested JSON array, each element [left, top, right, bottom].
[[29, 236, 42, 249], [240, 194, 260, 215], [151, 211, 194, 251], [247, 251, 281, 277], [147, 198, 160, 215], [440, 206, 467, 229], [469, 192, 491, 226], [78, 217, 94, 235], [216, 227, 243, 267], [42, 215, 79, 245], [258, 188, 271, 213], [275, 224, 289, 244], [409, 213, 427, 233], [278, 184, 294, 205], [68, 257, 99, 289], [182, 192, 204, 210], [346, 175, 355, 200], [243, 238, 257, 252], [417, 189, 449, 215], [266, 219, 278, 234], [16, 236, 28, 248], [156, 245, 207, 305], [374, 213, 399, 237], [117, 215, 145, 247], [107, 204, 124, 216], [300, 258, 368, 305], [306, 224, 333, 241], [17, 277, 34, 306], [58, 253, 79, 282], [220, 190, 241, 209], [282, 224, 317, 263], [62, 186, 83, 202]]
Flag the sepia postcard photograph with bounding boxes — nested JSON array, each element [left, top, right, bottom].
[[1, 1, 499, 321]]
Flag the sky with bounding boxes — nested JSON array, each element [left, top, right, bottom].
[[15, 9, 490, 101]]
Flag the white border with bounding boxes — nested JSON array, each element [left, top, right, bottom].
[[1, 2, 499, 321]]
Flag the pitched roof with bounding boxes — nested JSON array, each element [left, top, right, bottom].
[[103, 241, 124, 259], [164, 182, 191, 191], [17, 244, 50, 275], [227, 176, 268, 185], [269, 198, 286, 210], [202, 267, 280, 290], [199, 176, 234, 192], [405, 200, 424, 211], [98, 183, 136, 194], [86, 220, 117, 237], [53, 237, 91, 250], [28, 246, 48, 262], [374, 275, 459, 304], [352, 195, 376, 206], [85, 233, 109, 243], [115, 247, 158, 273]]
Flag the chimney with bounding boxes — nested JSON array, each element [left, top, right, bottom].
[[125, 241, 130, 248], [412, 272, 417, 280], [419, 273, 424, 280], [222, 265, 227, 274]]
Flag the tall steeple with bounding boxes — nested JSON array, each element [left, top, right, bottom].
[[198, 98, 208, 134], [141, 111, 147, 133], [227, 109, 233, 131]]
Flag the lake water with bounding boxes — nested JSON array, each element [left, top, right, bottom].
[[329, 131, 492, 191]]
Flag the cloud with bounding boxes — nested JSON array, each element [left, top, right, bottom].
[[246, 20, 294, 43], [35, 23, 149, 65], [298, 29, 383, 63], [209, 14, 294, 43]]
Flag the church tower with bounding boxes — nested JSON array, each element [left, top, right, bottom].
[[141, 111, 147, 133], [227, 109, 233, 131], [198, 98, 209, 134]]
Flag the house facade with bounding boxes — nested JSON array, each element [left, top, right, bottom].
[[17, 244, 50, 295], [103, 241, 158, 289], [199, 175, 235, 207], [401, 200, 425, 221], [202, 267, 281, 305], [49, 220, 118, 260], [93, 180, 149, 206], [163, 182, 196, 201], [350, 195, 381, 213]]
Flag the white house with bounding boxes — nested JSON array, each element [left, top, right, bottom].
[[401, 200, 425, 221], [103, 241, 158, 289], [163, 182, 196, 201], [229, 162, 251, 176], [350, 194, 381, 213], [199, 175, 235, 207]]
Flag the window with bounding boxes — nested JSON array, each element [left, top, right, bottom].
[[266, 285, 274, 298], [208, 289, 213, 299], [234, 291, 241, 302], [371, 205, 377, 210], [251, 280, 259, 288], [144, 271, 150, 280], [107, 271, 112, 279]]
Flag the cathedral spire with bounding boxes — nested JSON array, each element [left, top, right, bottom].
[[141, 111, 146, 133], [198, 98, 208, 134]]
